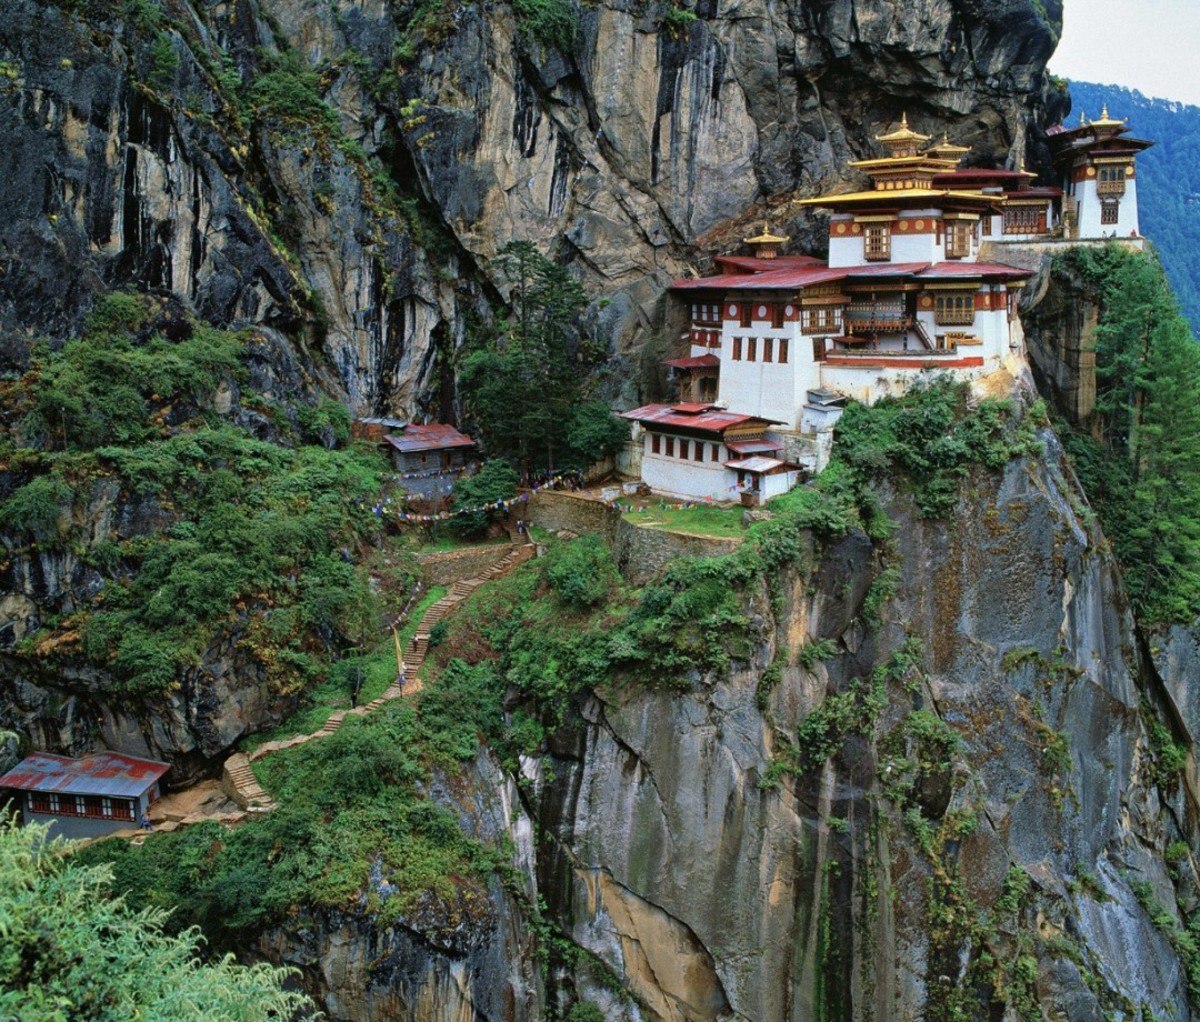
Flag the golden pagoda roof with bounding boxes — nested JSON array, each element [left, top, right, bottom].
[[875, 113, 932, 145], [1088, 103, 1128, 129], [743, 223, 789, 244], [798, 187, 1002, 208], [924, 132, 971, 158], [848, 154, 962, 171]]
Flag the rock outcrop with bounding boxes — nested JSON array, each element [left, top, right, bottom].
[[0, 0, 1066, 413]]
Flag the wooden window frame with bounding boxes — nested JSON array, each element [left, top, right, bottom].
[[771, 304, 785, 329], [739, 304, 752, 328], [693, 442, 703, 462], [763, 337, 773, 363], [665, 437, 674, 457], [651, 434, 661, 455], [1100, 201, 1120, 225], [747, 336, 757, 361], [863, 224, 891, 261], [945, 220, 972, 259], [710, 443, 720, 462], [679, 439, 689, 460], [934, 293, 976, 326], [779, 338, 789, 364], [732, 337, 742, 361]]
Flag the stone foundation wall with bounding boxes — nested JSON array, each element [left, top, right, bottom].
[[526, 492, 621, 543], [417, 545, 513, 586], [611, 519, 743, 586]]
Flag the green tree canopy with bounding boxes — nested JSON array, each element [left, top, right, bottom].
[[450, 459, 520, 537], [1058, 244, 1200, 621], [0, 820, 316, 1021], [461, 241, 624, 472]]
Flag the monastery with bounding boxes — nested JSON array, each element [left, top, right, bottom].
[[624, 109, 1151, 503]]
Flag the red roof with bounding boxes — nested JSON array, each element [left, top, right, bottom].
[[671, 265, 849, 291], [725, 439, 783, 455], [1006, 187, 1062, 199], [623, 403, 783, 435], [713, 255, 825, 274], [918, 262, 1031, 281], [672, 258, 1030, 293], [0, 752, 169, 798], [384, 423, 475, 454], [664, 355, 721, 370]]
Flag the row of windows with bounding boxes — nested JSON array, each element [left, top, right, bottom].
[[935, 295, 976, 326], [689, 303, 721, 323], [862, 221, 975, 260], [731, 336, 790, 363], [650, 435, 722, 462], [1003, 206, 1043, 234], [29, 792, 137, 820]]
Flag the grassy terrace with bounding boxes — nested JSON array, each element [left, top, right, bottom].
[[621, 503, 747, 539]]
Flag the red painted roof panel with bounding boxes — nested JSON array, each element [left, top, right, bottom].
[[0, 752, 169, 798], [384, 424, 475, 454], [664, 355, 721, 369], [622, 403, 783, 433]]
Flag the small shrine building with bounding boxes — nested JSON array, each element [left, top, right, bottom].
[[0, 751, 169, 839]]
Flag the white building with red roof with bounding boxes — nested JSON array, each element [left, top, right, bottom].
[[625, 115, 1054, 499]]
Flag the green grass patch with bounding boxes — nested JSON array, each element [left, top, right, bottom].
[[622, 503, 746, 539]]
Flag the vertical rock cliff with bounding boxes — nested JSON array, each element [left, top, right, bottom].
[[0, 0, 1065, 414]]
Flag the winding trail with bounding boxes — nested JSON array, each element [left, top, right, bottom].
[[221, 539, 536, 809]]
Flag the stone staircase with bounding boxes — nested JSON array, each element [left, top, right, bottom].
[[221, 753, 276, 811], [242, 540, 536, 769]]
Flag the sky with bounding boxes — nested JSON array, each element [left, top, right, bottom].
[[1049, 0, 1200, 107]]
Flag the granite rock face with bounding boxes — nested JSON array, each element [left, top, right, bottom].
[[0, 0, 1065, 413]]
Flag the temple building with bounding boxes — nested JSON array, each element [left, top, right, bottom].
[[1046, 106, 1153, 239], [625, 109, 1150, 502], [0, 751, 168, 839]]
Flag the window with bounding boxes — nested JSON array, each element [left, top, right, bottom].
[[863, 224, 890, 261], [732, 337, 742, 361], [747, 337, 757, 361], [666, 437, 674, 457], [693, 442, 703, 462], [679, 439, 689, 460], [981, 216, 992, 236], [945, 220, 972, 258], [934, 293, 976, 326], [739, 304, 752, 328], [1003, 206, 1040, 235], [710, 443, 720, 462], [779, 338, 789, 364], [75, 797, 86, 816], [1101, 201, 1119, 225], [652, 434, 661, 455], [771, 304, 785, 329], [763, 337, 773, 363], [1097, 165, 1126, 196], [802, 307, 839, 334]]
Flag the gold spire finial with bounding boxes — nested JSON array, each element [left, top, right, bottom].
[[1101, 103, 1109, 120], [1079, 109, 1086, 125]]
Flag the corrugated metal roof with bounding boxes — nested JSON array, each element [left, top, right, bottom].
[[0, 752, 169, 798], [725, 439, 783, 455], [712, 254, 825, 274], [918, 262, 1031, 280], [724, 456, 796, 473], [383, 423, 475, 454], [664, 355, 721, 370], [623, 403, 783, 434], [671, 265, 850, 292]]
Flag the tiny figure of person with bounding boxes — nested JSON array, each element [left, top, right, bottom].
[[140, 813, 153, 831]]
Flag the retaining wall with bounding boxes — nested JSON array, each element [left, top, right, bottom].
[[611, 518, 743, 586], [416, 544, 513, 586]]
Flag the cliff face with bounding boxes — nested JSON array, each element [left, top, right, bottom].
[[0, 0, 1064, 414], [256, 428, 1199, 1022]]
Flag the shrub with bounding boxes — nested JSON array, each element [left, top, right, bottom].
[[450, 460, 519, 537], [544, 535, 617, 610], [0, 476, 72, 538], [511, 0, 577, 50]]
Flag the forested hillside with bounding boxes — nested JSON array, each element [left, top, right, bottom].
[[1068, 82, 1200, 333]]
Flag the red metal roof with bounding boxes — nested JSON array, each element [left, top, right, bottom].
[[383, 423, 475, 454], [724, 456, 796, 473], [725, 439, 783, 455], [672, 258, 1030, 292], [918, 262, 1031, 280], [1005, 187, 1062, 198], [713, 254, 825, 274], [622, 403, 782, 434], [932, 169, 1034, 183], [671, 265, 849, 291], [664, 355, 721, 370], [0, 752, 169, 798]]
